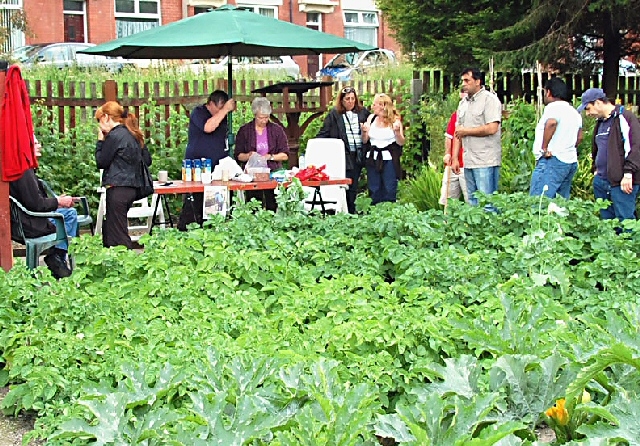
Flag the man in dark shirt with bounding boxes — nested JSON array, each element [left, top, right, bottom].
[[578, 88, 640, 222], [178, 90, 235, 230], [10, 154, 77, 279]]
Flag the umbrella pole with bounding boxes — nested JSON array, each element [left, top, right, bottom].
[[227, 52, 235, 156]]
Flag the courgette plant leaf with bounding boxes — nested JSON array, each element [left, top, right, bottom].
[[489, 353, 575, 428], [577, 392, 640, 446]]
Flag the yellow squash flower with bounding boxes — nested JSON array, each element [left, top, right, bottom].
[[545, 398, 569, 426]]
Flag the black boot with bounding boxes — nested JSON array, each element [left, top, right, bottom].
[[44, 248, 72, 279]]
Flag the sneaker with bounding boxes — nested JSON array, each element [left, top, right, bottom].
[[44, 251, 72, 279]]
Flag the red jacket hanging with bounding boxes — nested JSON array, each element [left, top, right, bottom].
[[1, 65, 36, 182]]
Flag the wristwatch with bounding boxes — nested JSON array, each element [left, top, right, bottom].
[[623, 172, 632, 179]]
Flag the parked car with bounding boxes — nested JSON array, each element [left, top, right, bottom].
[[317, 49, 397, 81], [12, 43, 133, 72], [183, 55, 300, 78]]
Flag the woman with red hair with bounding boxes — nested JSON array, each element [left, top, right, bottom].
[[95, 101, 151, 248]]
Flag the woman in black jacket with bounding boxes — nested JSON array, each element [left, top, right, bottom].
[[95, 101, 151, 249], [316, 87, 370, 214]]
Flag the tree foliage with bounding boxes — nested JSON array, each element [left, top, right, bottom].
[[377, 0, 640, 96]]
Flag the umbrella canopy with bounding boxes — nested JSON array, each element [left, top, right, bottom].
[[81, 5, 376, 60], [82, 5, 375, 149]]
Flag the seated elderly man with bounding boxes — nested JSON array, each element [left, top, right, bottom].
[[9, 137, 78, 279], [234, 97, 290, 211]]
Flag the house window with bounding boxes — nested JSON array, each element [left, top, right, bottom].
[[237, 4, 277, 18], [0, 0, 25, 53], [63, 0, 84, 11], [194, 6, 214, 14], [343, 10, 378, 47], [115, 0, 160, 38]]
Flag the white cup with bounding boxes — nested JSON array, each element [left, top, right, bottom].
[[158, 170, 168, 182], [221, 169, 230, 182], [201, 172, 212, 184]]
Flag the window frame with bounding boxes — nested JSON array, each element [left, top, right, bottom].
[[236, 4, 278, 17], [115, 0, 160, 20], [114, 0, 161, 38]]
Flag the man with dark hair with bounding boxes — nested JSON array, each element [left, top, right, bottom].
[[178, 90, 235, 230], [451, 67, 502, 207], [529, 77, 583, 199], [10, 136, 78, 279], [578, 88, 640, 221]]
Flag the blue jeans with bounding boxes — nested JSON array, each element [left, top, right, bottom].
[[464, 166, 500, 206], [593, 175, 639, 221], [49, 207, 78, 252], [367, 160, 397, 204], [529, 157, 578, 199]]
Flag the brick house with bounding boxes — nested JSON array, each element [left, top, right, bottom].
[[2, 0, 400, 76]]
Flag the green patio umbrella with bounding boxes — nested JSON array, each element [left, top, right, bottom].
[[82, 5, 376, 146]]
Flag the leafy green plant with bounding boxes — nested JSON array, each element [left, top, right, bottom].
[[276, 177, 307, 216], [398, 165, 443, 211], [3, 193, 640, 444]]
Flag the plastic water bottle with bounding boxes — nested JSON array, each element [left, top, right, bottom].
[[299, 155, 305, 169], [184, 159, 192, 182], [193, 159, 202, 182]]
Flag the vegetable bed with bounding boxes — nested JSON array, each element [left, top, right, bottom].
[[1, 193, 639, 445]]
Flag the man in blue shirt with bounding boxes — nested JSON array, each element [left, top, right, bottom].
[[178, 90, 235, 230]]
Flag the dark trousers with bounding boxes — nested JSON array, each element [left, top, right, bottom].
[[245, 189, 277, 212], [104, 186, 137, 249], [177, 192, 204, 231], [345, 165, 362, 214]]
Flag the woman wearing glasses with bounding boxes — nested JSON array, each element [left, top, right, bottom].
[[361, 93, 405, 204], [235, 97, 290, 211], [317, 86, 370, 214]]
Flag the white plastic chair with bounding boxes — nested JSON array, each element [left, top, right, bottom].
[[126, 195, 165, 240], [303, 138, 348, 214], [95, 170, 165, 240]]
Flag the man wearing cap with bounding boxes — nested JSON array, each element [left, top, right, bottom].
[[529, 77, 583, 199], [577, 87, 640, 221]]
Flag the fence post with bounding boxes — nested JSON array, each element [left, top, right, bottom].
[[103, 79, 118, 102]]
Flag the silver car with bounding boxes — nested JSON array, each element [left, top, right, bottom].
[[184, 55, 301, 78], [12, 42, 132, 72], [318, 49, 397, 81]]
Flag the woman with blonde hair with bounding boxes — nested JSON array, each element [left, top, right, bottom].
[[361, 93, 405, 204], [95, 101, 151, 248]]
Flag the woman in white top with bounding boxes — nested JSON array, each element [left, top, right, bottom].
[[361, 93, 405, 204]]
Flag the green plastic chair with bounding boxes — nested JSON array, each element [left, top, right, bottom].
[[9, 195, 71, 271], [41, 180, 94, 235]]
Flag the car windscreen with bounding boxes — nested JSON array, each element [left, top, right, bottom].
[[11, 45, 45, 63], [326, 52, 361, 68]]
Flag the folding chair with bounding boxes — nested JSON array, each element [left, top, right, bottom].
[[95, 170, 165, 240], [303, 138, 349, 214], [9, 195, 71, 270], [126, 194, 165, 241]]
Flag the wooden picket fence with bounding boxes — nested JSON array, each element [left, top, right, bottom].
[[25, 70, 640, 137], [26, 78, 407, 136]]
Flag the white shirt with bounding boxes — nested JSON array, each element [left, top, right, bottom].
[[533, 100, 582, 163], [368, 120, 395, 161]]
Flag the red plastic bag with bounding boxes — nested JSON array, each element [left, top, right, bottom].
[[295, 165, 329, 181]]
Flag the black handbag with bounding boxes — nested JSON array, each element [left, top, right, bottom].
[[135, 160, 154, 201]]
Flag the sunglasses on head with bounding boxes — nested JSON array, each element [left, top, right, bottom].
[[342, 87, 356, 94]]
